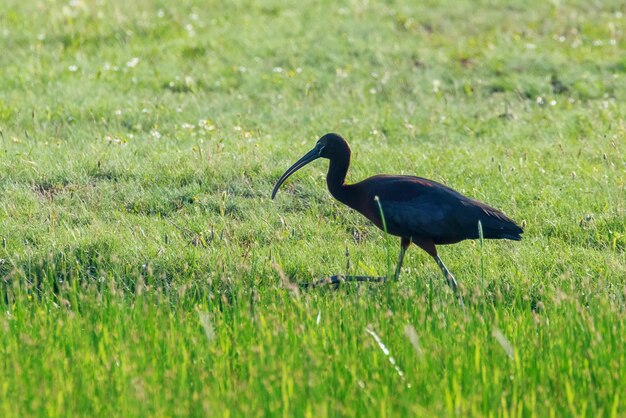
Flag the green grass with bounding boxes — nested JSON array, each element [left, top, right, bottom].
[[1, 0, 625, 416]]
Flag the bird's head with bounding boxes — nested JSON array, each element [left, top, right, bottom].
[[315, 132, 350, 159], [271, 133, 350, 199]]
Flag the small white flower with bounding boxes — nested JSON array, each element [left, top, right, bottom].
[[536, 96, 544, 105], [549, 100, 557, 106], [272, 67, 284, 73], [198, 119, 215, 130], [68, 65, 78, 72], [114, 109, 122, 116], [126, 57, 139, 68], [336, 68, 348, 78], [432, 79, 441, 93]]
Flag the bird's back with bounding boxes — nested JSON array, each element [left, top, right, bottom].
[[347, 174, 523, 244]]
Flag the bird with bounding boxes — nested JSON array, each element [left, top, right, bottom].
[[271, 133, 523, 293]]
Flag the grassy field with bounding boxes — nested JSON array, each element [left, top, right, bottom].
[[1, 0, 625, 416]]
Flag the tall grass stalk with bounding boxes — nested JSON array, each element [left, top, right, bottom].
[[478, 220, 485, 299], [374, 196, 392, 281]]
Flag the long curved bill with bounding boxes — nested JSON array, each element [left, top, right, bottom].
[[271, 146, 321, 199]]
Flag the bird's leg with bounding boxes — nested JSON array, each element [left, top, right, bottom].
[[413, 238, 459, 294], [434, 255, 459, 294], [300, 238, 410, 288], [393, 247, 406, 281], [393, 237, 411, 280]]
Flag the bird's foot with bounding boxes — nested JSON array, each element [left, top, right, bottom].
[[299, 275, 386, 289]]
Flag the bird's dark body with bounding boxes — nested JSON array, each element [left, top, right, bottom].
[[341, 174, 522, 249], [272, 133, 523, 292]]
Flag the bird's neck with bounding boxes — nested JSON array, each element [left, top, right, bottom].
[[326, 154, 352, 205]]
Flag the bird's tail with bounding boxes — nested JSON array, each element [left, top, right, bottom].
[[478, 208, 524, 241]]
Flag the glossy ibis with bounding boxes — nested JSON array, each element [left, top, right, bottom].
[[271, 133, 523, 293]]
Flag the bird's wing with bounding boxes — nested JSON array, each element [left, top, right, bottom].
[[379, 196, 459, 238], [353, 175, 521, 241], [358, 175, 463, 238]]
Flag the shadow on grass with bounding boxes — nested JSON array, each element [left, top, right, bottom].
[[1, 240, 245, 312]]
